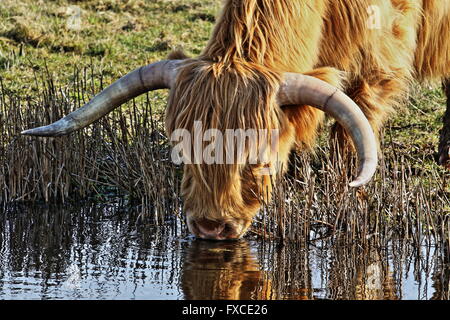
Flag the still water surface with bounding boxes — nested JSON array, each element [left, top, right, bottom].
[[0, 204, 448, 300]]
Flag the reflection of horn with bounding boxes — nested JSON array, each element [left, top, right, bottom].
[[181, 240, 273, 300], [355, 261, 397, 300], [328, 244, 397, 300]]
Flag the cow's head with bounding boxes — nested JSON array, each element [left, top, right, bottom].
[[22, 58, 378, 240]]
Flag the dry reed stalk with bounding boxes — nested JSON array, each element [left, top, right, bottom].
[[0, 64, 181, 224]]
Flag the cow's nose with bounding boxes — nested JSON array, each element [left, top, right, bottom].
[[194, 219, 233, 240]]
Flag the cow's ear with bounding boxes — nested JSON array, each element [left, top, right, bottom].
[[167, 49, 190, 60]]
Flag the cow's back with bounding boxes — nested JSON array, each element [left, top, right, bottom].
[[318, 0, 423, 83], [415, 0, 450, 80]]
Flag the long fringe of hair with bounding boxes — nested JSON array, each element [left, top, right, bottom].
[[166, 59, 285, 215]]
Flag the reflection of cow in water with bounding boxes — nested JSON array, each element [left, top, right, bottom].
[[181, 240, 274, 300], [181, 240, 399, 300]]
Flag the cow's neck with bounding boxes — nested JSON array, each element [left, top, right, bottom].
[[201, 0, 329, 73]]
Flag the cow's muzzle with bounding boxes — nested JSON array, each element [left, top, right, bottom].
[[188, 217, 244, 241]]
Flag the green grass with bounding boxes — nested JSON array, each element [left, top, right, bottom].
[[0, 0, 219, 94]]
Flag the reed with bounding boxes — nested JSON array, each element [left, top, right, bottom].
[[255, 132, 449, 248], [0, 64, 181, 223]]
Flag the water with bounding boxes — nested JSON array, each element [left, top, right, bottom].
[[0, 204, 448, 300]]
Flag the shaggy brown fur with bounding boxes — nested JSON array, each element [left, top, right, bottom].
[[166, 58, 292, 230], [165, 0, 450, 237], [182, 241, 274, 300]]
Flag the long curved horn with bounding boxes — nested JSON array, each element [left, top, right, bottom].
[[277, 73, 378, 188], [21, 60, 181, 137]]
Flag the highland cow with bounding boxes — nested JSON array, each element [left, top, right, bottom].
[[23, 0, 450, 240]]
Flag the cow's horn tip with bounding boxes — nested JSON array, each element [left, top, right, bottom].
[[21, 129, 36, 136], [349, 180, 364, 188], [21, 127, 55, 137], [349, 177, 371, 188]]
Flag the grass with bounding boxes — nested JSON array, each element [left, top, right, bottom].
[[0, 0, 218, 93], [0, 0, 449, 245]]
